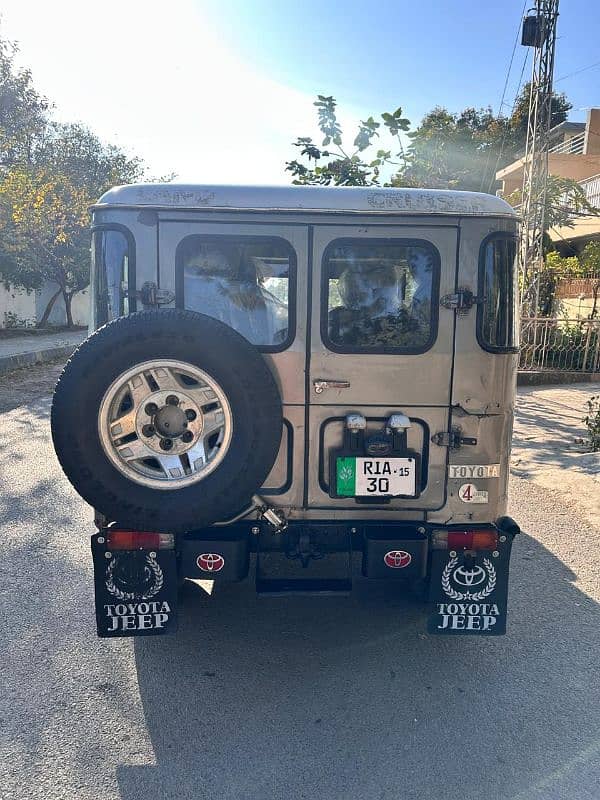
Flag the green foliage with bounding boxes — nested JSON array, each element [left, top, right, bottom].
[[509, 82, 572, 146], [286, 96, 409, 186], [3, 310, 34, 328], [546, 175, 599, 229], [545, 251, 582, 277], [287, 85, 572, 192], [540, 244, 600, 317], [406, 91, 568, 192], [396, 105, 505, 192], [0, 36, 48, 167], [507, 175, 600, 241], [0, 29, 148, 327], [583, 395, 600, 452], [580, 241, 600, 275]]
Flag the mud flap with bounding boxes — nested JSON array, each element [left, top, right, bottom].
[[91, 532, 178, 638], [427, 535, 515, 635]]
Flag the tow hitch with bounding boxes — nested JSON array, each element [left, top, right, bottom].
[[286, 530, 325, 568], [91, 530, 178, 637]]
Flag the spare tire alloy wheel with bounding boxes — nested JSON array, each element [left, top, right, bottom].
[[51, 310, 283, 532], [98, 360, 233, 489]]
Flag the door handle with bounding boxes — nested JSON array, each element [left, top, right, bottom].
[[313, 379, 351, 394]]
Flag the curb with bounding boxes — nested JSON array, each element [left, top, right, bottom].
[[517, 371, 600, 386], [0, 344, 79, 376]]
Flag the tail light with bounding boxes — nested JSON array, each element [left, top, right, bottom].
[[106, 530, 174, 550], [431, 529, 498, 551]]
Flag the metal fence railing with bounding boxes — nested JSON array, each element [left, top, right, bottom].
[[519, 317, 600, 373], [579, 173, 600, 208], [548, 132, 586, 155]]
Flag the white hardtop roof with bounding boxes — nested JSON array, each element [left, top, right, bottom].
[[95, 183, 518, 217]]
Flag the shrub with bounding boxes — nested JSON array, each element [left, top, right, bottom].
[[583, 395, 600, 452]]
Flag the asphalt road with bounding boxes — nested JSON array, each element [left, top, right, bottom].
[[1, 364, 599, 800]]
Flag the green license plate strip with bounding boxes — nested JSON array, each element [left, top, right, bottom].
[[336, 456, 416, 497]]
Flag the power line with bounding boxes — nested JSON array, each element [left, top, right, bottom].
[[555, 60, 600, 83], [547, 223, 582, 254], [497, 0, 528, 113], [479, 0, 528, 192], [485, 48, 531, 193]]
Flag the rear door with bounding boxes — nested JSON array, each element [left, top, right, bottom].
[[158, 219, 309, 508], [307, 223, 458, 512]]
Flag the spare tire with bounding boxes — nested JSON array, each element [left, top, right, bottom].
[[51, 310, 282, 532]]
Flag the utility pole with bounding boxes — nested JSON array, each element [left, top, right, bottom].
[[520, 0, 559, 316]]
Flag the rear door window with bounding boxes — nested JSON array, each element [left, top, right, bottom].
[[177, 236, 295, 351], [322, 239, 439, 353], [478, 234, 518, 352]]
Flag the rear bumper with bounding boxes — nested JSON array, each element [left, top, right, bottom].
[[180, 517, 520, 583], [92, 517, 519, 638]]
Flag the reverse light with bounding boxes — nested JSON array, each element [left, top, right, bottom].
[[106, 530, 175, 550], [432, 529, 498, 551]]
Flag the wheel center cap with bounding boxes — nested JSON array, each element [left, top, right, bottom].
[[154, 405, 187, 437]]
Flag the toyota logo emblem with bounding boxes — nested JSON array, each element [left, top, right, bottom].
[[383, 550, 412, 569], [197, 553, 225, 573], [452, 565, 486, 587]]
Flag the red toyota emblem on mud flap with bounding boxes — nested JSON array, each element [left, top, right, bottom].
[[383, 550, 412, 569], [197, 553, 225, 572]]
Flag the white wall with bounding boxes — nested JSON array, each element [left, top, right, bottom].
[[35, 282, 90, 327], [0, 284, 37, 328]]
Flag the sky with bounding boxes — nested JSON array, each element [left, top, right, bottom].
[[1, 0, 599, 185]]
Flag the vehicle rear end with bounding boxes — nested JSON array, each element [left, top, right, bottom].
[[51, 185, 520, 638]]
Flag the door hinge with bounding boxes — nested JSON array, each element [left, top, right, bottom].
[[432, 427, 478, 449], [136, 282, 175, 307], [440, 288, 485, 315]]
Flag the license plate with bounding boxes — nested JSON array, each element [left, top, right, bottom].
[[336, 456, 416, 497]]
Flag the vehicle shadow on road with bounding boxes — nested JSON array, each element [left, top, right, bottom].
[[119, 529, 600, 800]]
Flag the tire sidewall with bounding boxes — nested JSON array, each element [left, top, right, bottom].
[[51, 311, 282, 531]]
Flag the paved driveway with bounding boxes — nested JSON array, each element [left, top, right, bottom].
[[1, 370, 599, 800]]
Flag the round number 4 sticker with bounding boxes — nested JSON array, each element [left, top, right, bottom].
[[458, 483, 489, 504]]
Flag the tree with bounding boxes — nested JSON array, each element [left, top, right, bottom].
[[0, 123, 145, 326], [506, 174, 599, 235], [38, 122, 144, 198], [580, 241, 600, 319], [287, 85, 573, 193], [286, 95, 410, 186], [538, 240, 600, 317], [0, 27, 148, 328], [0, 164, 89, 326], [506, 175, 599, 315], [508, 81, 572, 149], [394, 105, 505, 192], [0, 36, 48, 167], [397, 84, 571, 193]]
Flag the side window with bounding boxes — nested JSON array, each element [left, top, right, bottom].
[[322, 239, 440, 353], [93, 229, 133, 326], [177, 236, 295, 351], [478, 234, 519, 352]]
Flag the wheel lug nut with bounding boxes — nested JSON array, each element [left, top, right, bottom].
[[160, 438, 173, 450], [166, 395, 179, 406], [182, 431, 193, 443], [142, 425, 155, 437], [185, 409, 197, 421], [145, 403, 158, 416]]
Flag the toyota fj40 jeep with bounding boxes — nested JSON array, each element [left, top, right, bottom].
[[51, 184, 521, 638]]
